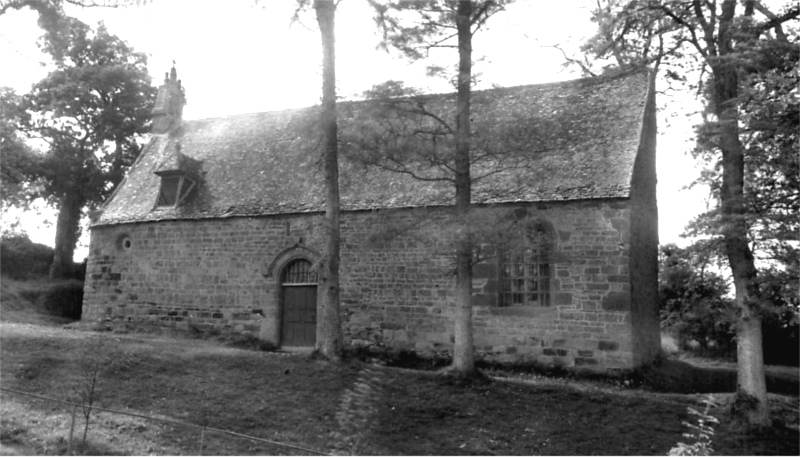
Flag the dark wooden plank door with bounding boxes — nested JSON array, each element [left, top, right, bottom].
[[282, 285, 317, 346]]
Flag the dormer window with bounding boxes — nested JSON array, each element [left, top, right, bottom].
[[153, 141, 200, 209], [156, 173, 195, 207]]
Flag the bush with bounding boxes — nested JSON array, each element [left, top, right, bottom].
[[762, 311, 799, 367], [42, 280, 84, 320], [1, 233, 86, 280], [0, 234, 53, 279], [659, 244, 737, 356], [661, 297, 737, 357], [659, 245, 800, 365], [759, 268, 800, 366]]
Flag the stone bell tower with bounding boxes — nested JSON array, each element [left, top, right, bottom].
[[152, 64, 186, 134]]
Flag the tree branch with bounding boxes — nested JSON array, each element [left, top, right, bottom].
[[753, 3, 799, 40], [654, 2, 709, 59], [547, 43, 597, 77]]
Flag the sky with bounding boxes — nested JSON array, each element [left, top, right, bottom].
[[0, 0, 711, 260]]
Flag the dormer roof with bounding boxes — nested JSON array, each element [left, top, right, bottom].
[[153, 143, 200, 177]]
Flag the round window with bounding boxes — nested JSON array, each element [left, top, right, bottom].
[[117, 235, 133, 252]]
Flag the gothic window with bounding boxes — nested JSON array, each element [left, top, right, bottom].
[[498, 226, 551, 307], [156, 174, 195, 208]]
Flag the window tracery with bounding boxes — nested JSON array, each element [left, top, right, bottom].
[[498, 225, 551, 307]]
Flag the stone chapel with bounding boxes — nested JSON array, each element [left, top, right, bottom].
[[83, 67, 661, 370]]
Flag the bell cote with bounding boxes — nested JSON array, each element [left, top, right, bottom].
[[152, 65, 186, 134]]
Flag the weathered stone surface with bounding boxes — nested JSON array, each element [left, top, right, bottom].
[[84, 199, 653, 370]]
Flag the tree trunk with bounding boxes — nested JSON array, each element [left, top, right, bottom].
[[313, 0, 343, 361], [450, 0, 476, 376], [50, 191, 81, 280], [713, 0, 769, 427]]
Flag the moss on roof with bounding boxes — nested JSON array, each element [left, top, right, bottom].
[[95, 70, 653, 226]]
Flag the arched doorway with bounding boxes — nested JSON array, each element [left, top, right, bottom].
[[281, 258, 317, 347]]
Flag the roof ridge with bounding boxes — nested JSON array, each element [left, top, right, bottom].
[[184, 106, 315, 124], [182, 70, 650, 124]]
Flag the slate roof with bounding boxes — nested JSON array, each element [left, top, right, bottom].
[[95, 70, 653, 226]]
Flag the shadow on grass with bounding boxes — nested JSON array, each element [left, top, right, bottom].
[[639, 359, 799, 396], [346, 346, 800, 396]]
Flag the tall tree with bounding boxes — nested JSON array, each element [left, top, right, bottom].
[[16, 18, 154, 278], [581, 0, 799, 427], [705, 37, 798, 270], [312, 0, 344, 361], [369, 0, 510, 376]]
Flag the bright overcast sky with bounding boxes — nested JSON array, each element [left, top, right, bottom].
[[0, 0, 710, 259]]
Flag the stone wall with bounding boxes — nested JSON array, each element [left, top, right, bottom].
[[84, 198, 653, 369], [629, 73, 661, 366]]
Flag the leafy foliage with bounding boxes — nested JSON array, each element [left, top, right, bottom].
[[369, 0, 512, 62], [0, 1, 139, 49], [668, 395, 720, 456], [578, 0, 798, 426], [580, 0, 684, 76], [659, 243, 799, 365], [689, 34, 799, 269], [659, 243, 736, 355], [758, 267, 800, 366], [0, 233, 54, 280], [24, 19, 155, 207], [581, 0, 799, 284], [11, 18, 155, 277], [0, 89, 39, 214], [685, 28, 799, 367]]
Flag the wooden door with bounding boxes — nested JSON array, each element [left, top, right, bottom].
[[282, 286, 317, 346], [281, 259, 317, 347]]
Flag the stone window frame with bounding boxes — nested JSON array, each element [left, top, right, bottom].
[[489, 219, 557, 317], [261, 240, 319, 280], [116, 234, 133, 253], [498, 225, 552, 307]]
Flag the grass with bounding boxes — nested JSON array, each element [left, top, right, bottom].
[[1, 277, 798, 455], [1, 322, 798, 455]]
